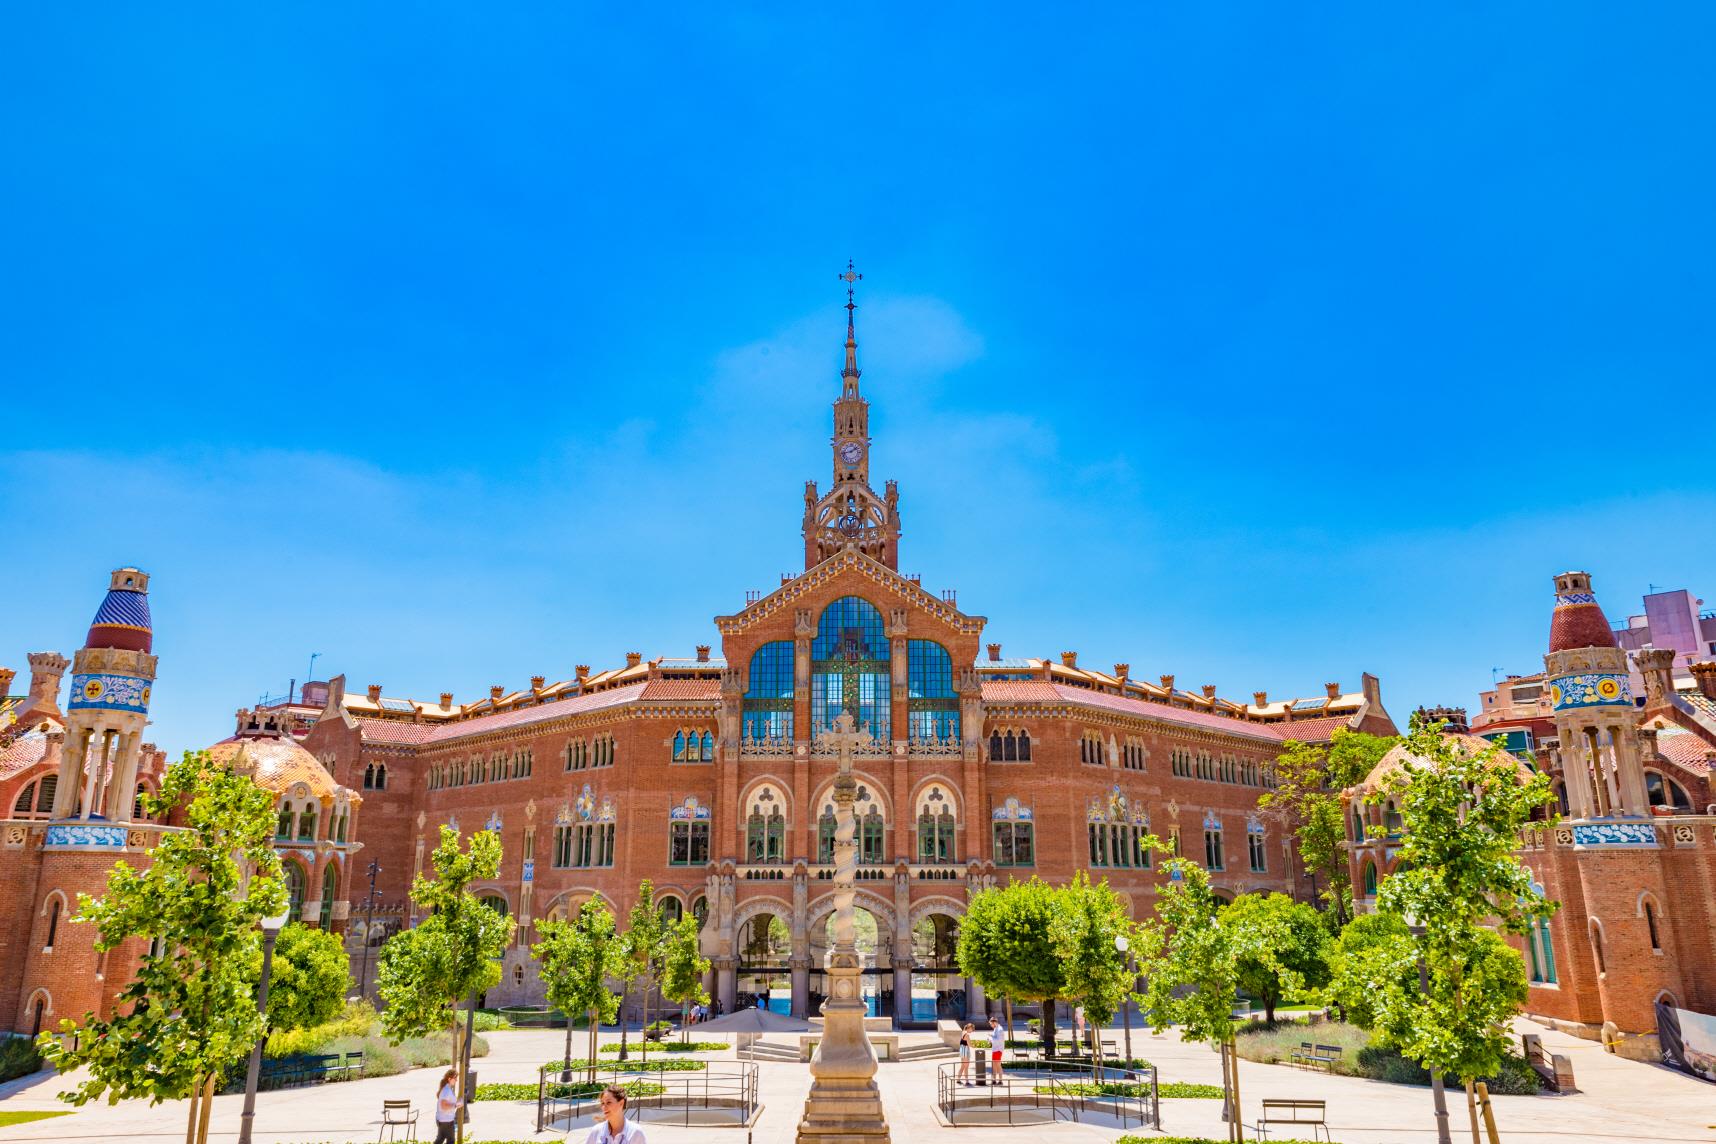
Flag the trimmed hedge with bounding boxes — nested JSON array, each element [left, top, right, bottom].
[[0, 1037, 44, 1083], [1035, 1081, 1222, 1099], [540, 1057, 707, 1072], [475, 1081, 666, 1102], [599, 1041, 726, 1053]]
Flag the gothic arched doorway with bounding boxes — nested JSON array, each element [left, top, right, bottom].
[[737, 911, 791, 1013], [910, 911, 965, 1021]]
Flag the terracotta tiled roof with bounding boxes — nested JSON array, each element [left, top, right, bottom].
[[356, 718, 439, 746], [0, 729, 50, 780], [209, 736, 348, 800], [1549, 600, 1617, 652], [640, 679, 722, 701], [1049, 685, 1291, 742], [423, 683, 649, 745], [1657, 727, 1716, 774], [1273, 715, 1358, 744], [980, 681, 1061, 703]]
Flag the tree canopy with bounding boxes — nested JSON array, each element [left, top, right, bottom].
[[1047, 872, 1134, 1036], [1262, 728, 1395, 927], [253, 922, 350, 1032], [1225, 892, 1330, 1023], [659, 913, 711, 1040], [534, 898, 624, 1078], [1357, 719, 1556, 1086], [37, 750, 287, 1125]]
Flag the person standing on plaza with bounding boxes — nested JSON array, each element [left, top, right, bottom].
[[583, 1084, 646, 1143], [956, 1022, 974, 1085], [434, 1069, 462, 1144], [988, 1015, 1005, 1086]]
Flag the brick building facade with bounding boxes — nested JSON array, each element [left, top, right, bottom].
[[289, 287, 1397, 1023], [1347, 572, 1716, 1058]]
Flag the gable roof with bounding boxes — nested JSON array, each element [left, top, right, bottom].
[[715, 547, 985, 637]]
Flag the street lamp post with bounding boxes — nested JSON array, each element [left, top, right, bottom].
[[357, 860, 381, 999], [1405, 914, 1452, 1144], [1114, 933, 1134, 1066], [238, 908, 291, 1144]]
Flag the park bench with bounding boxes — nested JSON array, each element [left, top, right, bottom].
[[1288, 1042, 1341, 1072], [378, 1098, 419, 1142], [1255, 1098, 1329, 1142], [340, 1050, 366, 1079]]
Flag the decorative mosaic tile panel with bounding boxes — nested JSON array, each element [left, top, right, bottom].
[[45, 823, 127, 848], [68, 672, 151, 713], [1550, 673, 1631, 711], [1570, 821, 1657, 848]]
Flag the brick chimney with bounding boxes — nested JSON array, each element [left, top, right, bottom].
[[625, 652, 643, 669], [575, 664, 590, 683], [0, 666, 14, 697], [1325, 681, 1341, 700], [439, 692, 454, 709], [987, 643, 1002, 662], [530, 675, 546, 692], [1159, 674, 1175, 694], [1253, 691, 1268, 709], [1690, 661, 1716, 700], [696, 644, 711, 663], [366, 684, 382, 703], [1113, 663, 1129, 683], [25, 652, 69, 718], [489, 685, 504, 701], [1202, 684, 1218, 700], [1060, 651, 1078, 669], [1635, 648, 1676, 706]]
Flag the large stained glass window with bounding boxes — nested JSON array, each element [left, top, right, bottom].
[[743, 641, 796, 740], [810, 596, 891, 742], [907, 639, 960, 740]]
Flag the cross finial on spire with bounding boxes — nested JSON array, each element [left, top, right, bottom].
[[838, 260, 862, 382]]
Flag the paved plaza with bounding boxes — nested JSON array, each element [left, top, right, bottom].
[[0, 1019, 1711, 1144]]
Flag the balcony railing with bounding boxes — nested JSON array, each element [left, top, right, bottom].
[[907, 736, 963, 758], [740, 737, 794, 759]]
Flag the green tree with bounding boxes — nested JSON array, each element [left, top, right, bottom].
[[533, 899, 624, 1081], [1324, 911, 1415, 1029], [376, 826, 510, 1144], [1262, 728, 1395, 927], [1359, 717, 1555, 1144], [619, 880, 669, 1062], [1135, 841, 1305, 1143], [660, 914, 711, 1042], [1048, 873, 1134, 1065], [957, 877, 1070, 1056], [251, 922, 350, 1032], [36, 751, 287, 1144], [1225, 893, 1331, 1023]]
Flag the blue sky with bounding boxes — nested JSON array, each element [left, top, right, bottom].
[[4, 6, 1714, 753]]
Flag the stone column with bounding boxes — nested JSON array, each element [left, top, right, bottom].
[[54, 729, 90, 818], [797, 712, 889, 1143], [966, 976, 986, 1022], [791, 955, 811, 1019], [716, 956, 738, 1014]]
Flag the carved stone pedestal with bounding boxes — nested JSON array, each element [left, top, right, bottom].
[[797, 954, 889, 1143]]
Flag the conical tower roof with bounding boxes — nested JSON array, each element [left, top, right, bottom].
[[85, 568, 153, 653]]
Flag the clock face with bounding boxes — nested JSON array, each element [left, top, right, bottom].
[[838, 442, 863, 466]]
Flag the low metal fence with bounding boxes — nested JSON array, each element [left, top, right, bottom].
[[936, 1056, 1158, 1129], [536, 1062, 760, 1130]]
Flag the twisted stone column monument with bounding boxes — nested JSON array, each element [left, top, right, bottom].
[[796, 712, 891, 1143]]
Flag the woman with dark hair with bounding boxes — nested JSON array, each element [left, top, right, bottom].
[[434, 1069, 461, 1144], [582, 1083, 645, 1143]]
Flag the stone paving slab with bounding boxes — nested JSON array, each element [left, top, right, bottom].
[[0, 1020, 1711, 1143]]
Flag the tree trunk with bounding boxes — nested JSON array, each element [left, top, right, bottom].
[[184, 1074, 201, 1144], [1464, 1078, 1480, 1144], [457, 994, 477, 1144], [1264, 995, 1277, 1024], [197, 1074, 215, 1144], [1004, 996, 1013, 1048], [1041, 997, 1057, 1059], [1229, 1038, 1244, 1143], [641, 983, 651, 1062], [563, 1014, 574, 1071], [618, 986, 630, 1061], [587, 1007, 599, 1084], [682, 1001, 690, 1043]]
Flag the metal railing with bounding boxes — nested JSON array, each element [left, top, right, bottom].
[[936, 1056, 1158, 1129], [536, 1063, 759, 1130]]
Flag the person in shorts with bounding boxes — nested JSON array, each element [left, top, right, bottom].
[[987, 1016, 1005, 1085]]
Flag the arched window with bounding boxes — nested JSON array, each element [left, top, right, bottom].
[[13, 782, 35, 816], [916, 787, 957, 863], [743, 642, 796, 741], [1590, 921, 1606, 974], [669, 799, 711, 866], [480, 894, 509, 917], [810, 597, 891, 741], [298, 803, 318, 842], [818, 804, 837, 863], [514, 963, 525, 987], [861, 805, 885, 863], [673, 731, 687, 761], [1362, 861, 1378, 897], [1203, 816, 1225, 871], [45, 898, 61, 949], [30, 996, 45, 1038], [1086, 794, 1145, 869], [1644, 898, 1662, 952], [276, 806, 294, 840], [1247, 819, 1267, 873], [660, 896, 684, 927], [36, 775, 56, 815], [700, 731, 714, 762], [285, 862, 307, 924], [319, 864, 338, 929], [691, 896, 708, 929], [745, 787, 786, 863], [907, 640, 959, 741], [992, 800, 1034, 867], [1645, 771, 1694, 812]]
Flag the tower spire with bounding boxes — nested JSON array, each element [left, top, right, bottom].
[[839, 260, 862, 389]]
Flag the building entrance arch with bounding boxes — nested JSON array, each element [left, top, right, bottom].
[[909, 905, 967, 1021]]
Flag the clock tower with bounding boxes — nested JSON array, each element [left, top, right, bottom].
[[802, 263, 902, 570]]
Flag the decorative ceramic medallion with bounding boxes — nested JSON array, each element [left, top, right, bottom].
[[69, 673, 151, 713], [1549, 673, 1631, 711]]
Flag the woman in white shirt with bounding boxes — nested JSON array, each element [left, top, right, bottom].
[[583, 1084, 645, 1144], [434, 1069, 461, 1144]]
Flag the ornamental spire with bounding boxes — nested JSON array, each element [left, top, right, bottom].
[[839, 260, 862, 390]]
